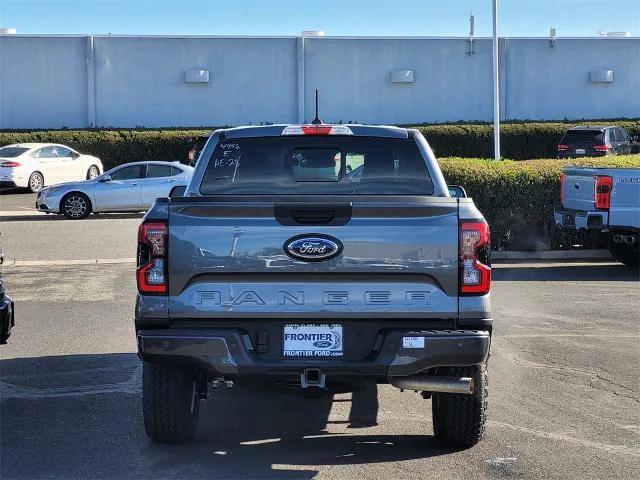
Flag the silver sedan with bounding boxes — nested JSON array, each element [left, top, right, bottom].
[[36, 161, 193, 219]]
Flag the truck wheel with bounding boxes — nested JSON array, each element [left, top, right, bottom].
[[608, 240, 639, 269], [143, 361, 200, 443], [432, 364, 488, 448]]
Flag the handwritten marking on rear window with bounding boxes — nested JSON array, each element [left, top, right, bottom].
[[214, 158, 240, 168], [211, 143, 242, 182]]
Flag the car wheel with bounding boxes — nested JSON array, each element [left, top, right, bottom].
[[61, 192, 92, 220], [28, 172, 44, 193], [86, 165, 100, 180], [143, 361, 200, 443]]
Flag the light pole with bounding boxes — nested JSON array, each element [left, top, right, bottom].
[[492, 0, 501, 160]]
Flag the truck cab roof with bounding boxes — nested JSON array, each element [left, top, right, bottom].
[[217, 124, 410, 139]]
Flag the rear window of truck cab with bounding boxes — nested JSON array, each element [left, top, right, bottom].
[[199, 136, 434, 195]]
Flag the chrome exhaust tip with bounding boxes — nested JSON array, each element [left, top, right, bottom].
[[388, 375, 474, 395]]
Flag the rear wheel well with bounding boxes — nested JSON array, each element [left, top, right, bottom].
[[86, 164, 101, 179], [29, 170, 44, 183]]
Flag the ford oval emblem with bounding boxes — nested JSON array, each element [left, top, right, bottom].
[[284, 234, 342, 262]]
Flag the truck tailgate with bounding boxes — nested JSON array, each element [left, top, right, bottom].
[[167, 197, 459, 319], [562, 168, 597, 211]]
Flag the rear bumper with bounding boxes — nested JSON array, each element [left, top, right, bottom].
[[554, 208, 608, 231], [0, 296, 14, 344], [557, 152, 608, 159], [137, 328, 491, 378]]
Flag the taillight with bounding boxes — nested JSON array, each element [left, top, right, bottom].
[[594, 175, 613, 210], [560, 173, 565, 204], [281, 125, 353, 136], [459, 221, 491, 296], [594, 145, 609, 152], [137, 221, 168, 294], [557, 144, 568, 151], [1, 161, 21, 167]]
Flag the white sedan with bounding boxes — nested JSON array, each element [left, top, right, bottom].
[[0, 143, 103, 193], [36, 161, 193, 219]]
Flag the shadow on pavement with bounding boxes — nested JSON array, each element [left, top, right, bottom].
[[494, 262, 639, 282], [1, 353, 450, 479], [0, 188, 30, 195]]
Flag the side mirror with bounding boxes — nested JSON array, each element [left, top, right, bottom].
[[99, 174, 112, 183], [448, 185, 467, 198], [71, 151, 80, 158], [169, 185, 187, 197]]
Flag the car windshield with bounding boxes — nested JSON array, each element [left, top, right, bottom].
[[200, 136, 434, 195], [0, 147, 29, 158], [561, 130, 604, 144]]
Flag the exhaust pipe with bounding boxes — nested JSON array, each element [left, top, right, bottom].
[[388, 376, 474, 395], [613, 234, 624, 244], [624, 235, 637, 245]]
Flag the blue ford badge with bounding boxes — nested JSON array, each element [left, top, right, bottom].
[[284, 235, 342, 261]]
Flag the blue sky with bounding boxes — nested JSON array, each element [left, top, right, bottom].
[[0, 0, 638, 37]]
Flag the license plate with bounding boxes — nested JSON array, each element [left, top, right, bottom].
[[576, 148, 586, 154], [283, 324, 343, 357]]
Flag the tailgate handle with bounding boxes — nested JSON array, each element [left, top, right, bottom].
[[291, 210, 335, 224], [275, 203, 352, 226]]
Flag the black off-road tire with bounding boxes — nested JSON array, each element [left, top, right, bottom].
[[143, 361, 200, 443], [432, 364, 488, 448], [608, 239, 639, 269]]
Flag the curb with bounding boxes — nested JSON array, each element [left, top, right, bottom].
[[0, 211, 144, 222], [0, 210, 43, 216], [4, 258, 136, 268], [492, 249, 612, 261]]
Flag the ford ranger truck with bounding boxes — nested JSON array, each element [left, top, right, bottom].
[[555, 167, 640, 268], [135, 124, 492, 446]]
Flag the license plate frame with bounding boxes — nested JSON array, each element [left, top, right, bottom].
[[283, 323, 344, 357], [576, 148, 586, 154]]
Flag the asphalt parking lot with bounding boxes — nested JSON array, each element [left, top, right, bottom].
[[1, 208, 639, 479]]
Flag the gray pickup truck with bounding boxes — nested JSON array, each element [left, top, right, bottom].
[[135, 124, 492, 447], [555, 167, 639, 268]]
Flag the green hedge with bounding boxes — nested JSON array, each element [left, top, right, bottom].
[[415, 120, 640, 160], [439, 155, 640, 249], [1, 119, 638, 169]]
